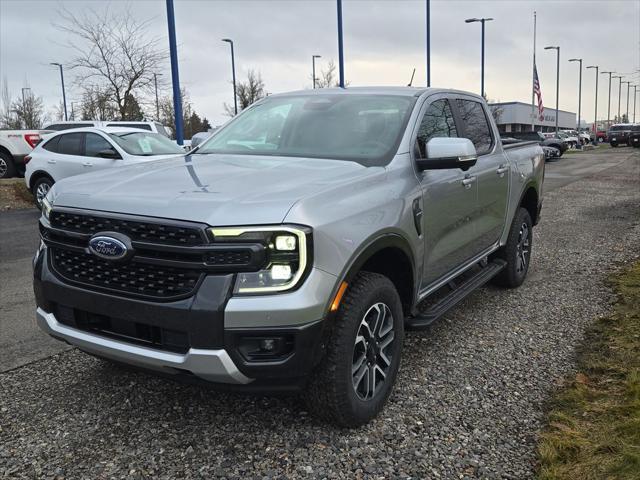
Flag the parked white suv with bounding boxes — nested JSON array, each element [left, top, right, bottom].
[[25, 127, 185, 208], [43, 121, 172, 138]]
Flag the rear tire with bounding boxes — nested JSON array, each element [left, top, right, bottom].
[[0, 152, 16, 179], [304, 272, 404, 427], [32, 176, 54, 210], [491, 208, 533, 288]]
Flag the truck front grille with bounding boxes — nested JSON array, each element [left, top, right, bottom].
[[50, 248, 202, 300], [50, 211, 205, 246]]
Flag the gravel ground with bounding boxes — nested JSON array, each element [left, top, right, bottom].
[[1, 152, 639, 479]]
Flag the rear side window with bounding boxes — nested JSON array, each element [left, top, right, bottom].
[[85, 133, 114, 157], [107, 123, 152, 131], [456, 99, 493, 155], [42, 136, 61, 153], [415, 99, 458, 159], [57, 133, 84, 156]]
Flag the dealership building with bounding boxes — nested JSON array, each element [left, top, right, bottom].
[[488, 101, 577, 133]]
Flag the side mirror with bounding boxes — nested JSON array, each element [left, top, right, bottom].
[[98, 148, 121, 160], [416, 137, 478, 171]]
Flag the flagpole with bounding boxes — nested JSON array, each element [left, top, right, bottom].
[[531, 11, 536, 131]]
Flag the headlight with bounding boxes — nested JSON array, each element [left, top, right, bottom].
[[42, 197, 53, 221], [210, 226, 311, 294]]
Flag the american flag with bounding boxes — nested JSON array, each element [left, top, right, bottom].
[[533, 64, 544, 121]]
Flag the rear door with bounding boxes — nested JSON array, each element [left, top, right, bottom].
[[49, 132, 87, 179], [455, 97, 509, 250], [413, 95, 480, 287]]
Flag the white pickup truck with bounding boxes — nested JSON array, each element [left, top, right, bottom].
[[0, 130, 44, 178]]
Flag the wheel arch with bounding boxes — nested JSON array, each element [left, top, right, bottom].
[[518, 184, 540, 225], [28, 170, 55, 190], [333, 233, 417, 317]]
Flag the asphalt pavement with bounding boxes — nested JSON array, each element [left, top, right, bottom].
[[1, 146, 638, 479]]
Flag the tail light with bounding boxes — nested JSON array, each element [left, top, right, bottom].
[[24, 155, 32, 165], [24, 134, 41, 149]]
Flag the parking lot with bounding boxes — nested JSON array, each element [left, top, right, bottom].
[[1, 147, 639, 479]]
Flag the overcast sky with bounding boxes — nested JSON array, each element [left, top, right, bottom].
[[1, 0, 639, 126]]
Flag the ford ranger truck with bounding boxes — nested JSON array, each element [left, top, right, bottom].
[[34, 88, 544, 426]]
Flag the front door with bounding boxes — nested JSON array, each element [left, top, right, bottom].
[[414, 97, 480, 288], [454, 98, 509, 249]]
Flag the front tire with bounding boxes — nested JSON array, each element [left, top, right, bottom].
[[305, 272, 404, 427], [492, 208, 533, 288]]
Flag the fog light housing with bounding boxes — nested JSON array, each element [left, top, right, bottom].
[[237, 335, 294, 361]]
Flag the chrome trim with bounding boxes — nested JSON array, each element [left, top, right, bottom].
[[36, 308, 252, 384]]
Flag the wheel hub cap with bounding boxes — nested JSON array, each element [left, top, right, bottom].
[[516, 222, 530, 274], [352, 302, 395, 401]]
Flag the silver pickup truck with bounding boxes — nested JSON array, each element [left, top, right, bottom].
[[34, 87, 544, 426]]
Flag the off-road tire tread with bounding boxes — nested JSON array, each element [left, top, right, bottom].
[[304, 271, 403, 427], [492, 207, 533, 288]]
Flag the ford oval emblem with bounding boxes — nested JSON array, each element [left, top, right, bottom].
[[88, 235, 129, 261]]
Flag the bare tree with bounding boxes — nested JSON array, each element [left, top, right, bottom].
[[159, 88, 210, 140], [80, 85, 119, 121], [315, 59, 344, 88], [10, 83, 46, 129], [55, 6, 165, 120], [0, 78, 21, 129], [224, 70, 266, 116]]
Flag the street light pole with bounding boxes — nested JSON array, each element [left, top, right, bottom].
[[622, 81, 631, 122], [165, 0, 184, 145], [50, 63, 68, 121], [613, 75, 622, 121], [426, 0, 431, 87], [633, 85, 638, 123], [545, 46, 560, 134], [153, 73, 162, 121], [465, 17, 494, 98], [569, 58, 582, 142], [601, 71, 614, 128], [222, 39, 238, 115], [336, 0, 345, 88], [312, 55, 321, 89], [586, 65, 598, 143]]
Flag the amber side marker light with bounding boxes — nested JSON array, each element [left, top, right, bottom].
[[330, 282, 349, 312]]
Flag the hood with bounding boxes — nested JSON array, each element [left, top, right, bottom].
[[50, 153, 375, 226]]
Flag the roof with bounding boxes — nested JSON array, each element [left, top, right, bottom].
[[268, 86, 485, 100], [489, 101, 576, 116]]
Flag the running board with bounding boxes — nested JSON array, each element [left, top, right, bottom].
[[406, 259, 506, 330]]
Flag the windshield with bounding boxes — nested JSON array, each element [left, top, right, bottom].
[[108, 132, 184, 156], [195, 94, 415, 165], [610, 125, 629, 131]]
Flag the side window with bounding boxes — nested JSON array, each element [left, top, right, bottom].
[[455, 99, 493, 155], [42, 136, 61, 153], [85, 133, 114, 157], [56, 133, 84, 156], [415, 99, 458, 159]]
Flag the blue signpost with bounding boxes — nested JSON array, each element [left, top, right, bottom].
[[337, 0, 345, 88], [166, 0, 184, 145]]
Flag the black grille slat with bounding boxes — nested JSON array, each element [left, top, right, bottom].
[[51, 248, 202, 300], [50, 211, 204, 246]]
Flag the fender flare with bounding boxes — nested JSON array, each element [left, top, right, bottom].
[[326, 231, 418, 314]]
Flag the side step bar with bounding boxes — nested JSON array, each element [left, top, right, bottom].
[[406, 259, 506, 330]]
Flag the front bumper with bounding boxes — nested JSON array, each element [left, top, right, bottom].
[[34, 244, 337, 389]]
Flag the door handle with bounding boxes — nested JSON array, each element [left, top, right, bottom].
[[461, 176, 476, 189], [496, 164, 509, 175], [47, 159, 56, 164], [82, 162, 93, 167]]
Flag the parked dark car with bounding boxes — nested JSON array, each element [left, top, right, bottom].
[[608, 124, 633, 147], [629, 124, 640, 148], [505, 131, 568, 156]]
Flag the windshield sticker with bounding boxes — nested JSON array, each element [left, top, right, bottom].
[[138, 138, 152, 153]]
